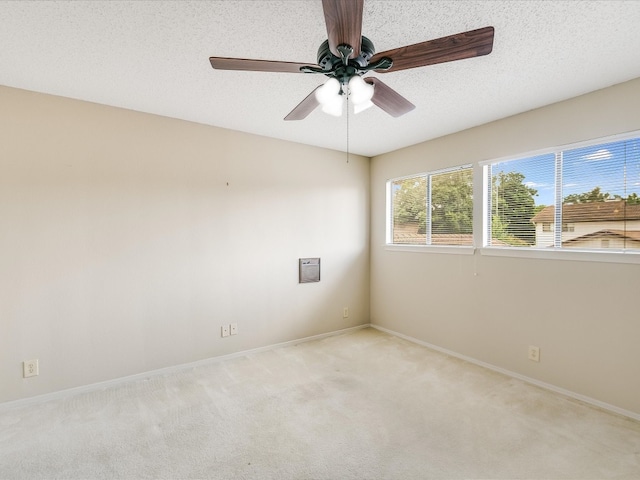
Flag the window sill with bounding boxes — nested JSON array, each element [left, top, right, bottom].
[[384, 244, 476, 255], [480, 246, 640, 264], [383, 243, 640, 263]]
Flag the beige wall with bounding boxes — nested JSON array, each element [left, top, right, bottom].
[[0, 86, 370, 403], [4, 76, 640, 416], [371, 77, 640, 416]]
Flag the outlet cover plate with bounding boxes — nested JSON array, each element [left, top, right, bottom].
[[528, 346, 540, 362], [23, 359, 39, 378]]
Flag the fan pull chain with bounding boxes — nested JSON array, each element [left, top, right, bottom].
[[346, 90, 350, 164]]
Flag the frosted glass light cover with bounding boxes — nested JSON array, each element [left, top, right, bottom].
[[354, 100, 373, 114], [315, 78, 343, 117], [348, 75, 374, 106], [315, 78, 341, 104]]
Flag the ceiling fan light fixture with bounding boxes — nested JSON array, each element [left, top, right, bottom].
[[348, 75, 374, 108], [315, 77, 344, 116], [315, 77, 341, 104], [353, 99, 373, 114], [321, 96, 344, 117]]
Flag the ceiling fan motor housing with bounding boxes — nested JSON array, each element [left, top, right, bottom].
[[317, 36, 376, 82]]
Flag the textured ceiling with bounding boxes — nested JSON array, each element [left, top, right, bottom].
[[1, 1, 640, 157]]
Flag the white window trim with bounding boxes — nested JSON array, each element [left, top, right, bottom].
[[476, 129, 640, 168], [384, 130, 640, 264], [383, 244, 640, 263], [479, 246, 640, 264], [386, 164, 473, 249], [480, 129, 640, 261], [384, 245, 476, 255]]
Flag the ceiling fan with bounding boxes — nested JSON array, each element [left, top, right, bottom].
[[209, 0, 494, 121]]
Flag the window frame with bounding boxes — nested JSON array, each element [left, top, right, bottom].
[[385, 164, 475, 254], [383, 130, 640, 264], [479, 130, 640, 264]]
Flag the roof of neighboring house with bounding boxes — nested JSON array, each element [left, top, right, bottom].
[[431, 234, 474, 246], [392, 223, 513, 246], [392, 232, 474, 246], [562, 229, 640, 245], [392, 223, 475, 246], [531, 201, 640, 224]]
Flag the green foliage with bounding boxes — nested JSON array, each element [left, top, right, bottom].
[[564, 186, 640, 204], [392, 170, 473, 236], [431, 169, 473, 234], [492, 171, 538, 245], [627, 193, 640, 204], [533, 204, 547, 215], [490, 213, 509, 242], [392, 176, 426, 232], [563, 186, 619, 203]]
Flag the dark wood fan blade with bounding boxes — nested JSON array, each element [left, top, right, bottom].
[[284, 86, 322, 121], [364, 77, 415, 117], [210, 57, 315, 73], [370, 26, 494, 73], [322, 0, 364, 57]]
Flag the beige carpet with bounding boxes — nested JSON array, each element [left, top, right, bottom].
[[1, 328, 639, 479]]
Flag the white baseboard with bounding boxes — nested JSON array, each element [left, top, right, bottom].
[[0, 324, 370, 412], [371, 324, 640, 423]]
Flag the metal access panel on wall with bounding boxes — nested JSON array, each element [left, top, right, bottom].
[[299, 258, 320, 283]]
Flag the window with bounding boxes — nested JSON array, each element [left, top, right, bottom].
[[388, 166, 473, 246], [486, 153, 555, 247], [484, 133, 640, 252]]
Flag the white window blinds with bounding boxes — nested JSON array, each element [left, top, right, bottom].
[[485, 135, 640, 252], [389, 166, 473, 246]]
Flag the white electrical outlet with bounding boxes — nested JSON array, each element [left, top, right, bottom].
[[23, 359, 39, 378], [230, 323, 238, 335], [343, 307, 349, 318], [221, 325, 230, 338], [528, 345, 540, 362]]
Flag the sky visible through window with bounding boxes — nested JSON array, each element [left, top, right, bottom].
[[492, 138, 640, 206]]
